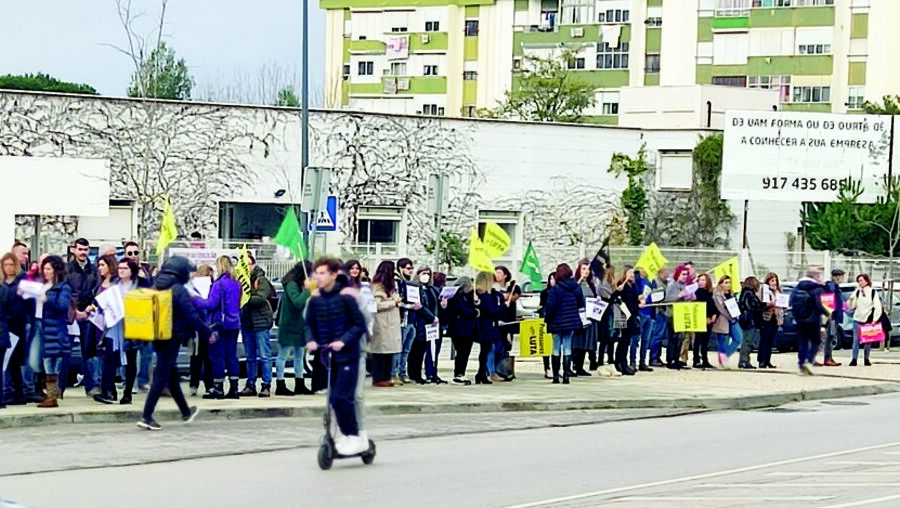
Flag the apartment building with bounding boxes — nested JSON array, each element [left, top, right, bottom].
[[321, 0, 900, 122]]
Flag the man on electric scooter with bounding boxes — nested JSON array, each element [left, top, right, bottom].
[[306, 257, 369, 456]]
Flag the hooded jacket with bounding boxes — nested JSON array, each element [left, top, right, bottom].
[[155, 256, 214, 343], [545, 278, 586, 334], [194, 273, 242, 331], [41, 281, 73, 358], [792, 278, 831, 325], [241, 266, 275, 332], [447, 289, 479, 339], [305, 280, 367, 364]]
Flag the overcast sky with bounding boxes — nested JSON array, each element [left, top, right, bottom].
[[0, 0, 325, 103]]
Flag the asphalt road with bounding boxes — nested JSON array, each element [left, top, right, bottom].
[[6, 394, 900, 508]]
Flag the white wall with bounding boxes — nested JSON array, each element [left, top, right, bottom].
[[618, 85, 779, 129]]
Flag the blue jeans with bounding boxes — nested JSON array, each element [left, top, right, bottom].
[[716, 331, 740, 358], [632, 314, 653, 366], [851, 321, 872, 361], [797, 322, 822, 367], [210, 329, 241, 381], [552, 331, 574, 356], [137, 342, 154, 387], [424, 339, 442, 379], [393, 324, 416, 378], [243, 328, 273, 386], [276, 345, 305, 380], [4, 324, 36, 400], [78, 322, 100, 393], [487, 345, 496, 376], [43, 356, 64, 375], [649, 313, 668, 363]]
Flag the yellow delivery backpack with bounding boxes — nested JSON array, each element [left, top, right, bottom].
[[124, 289, 173, 341]]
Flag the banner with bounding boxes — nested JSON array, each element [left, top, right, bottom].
[[482, 222, 511, 259], [234, 245, 253, 307], [713, 256, 741, 293], [385, 35, 409, 60], [519, 318, 554, 358], [673, 302, 707, 332], [860, 322, 885, 344], [635, 243, 667, 280], [467, 227, 494, 273]]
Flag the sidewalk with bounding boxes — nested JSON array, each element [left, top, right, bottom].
[[2, 351, 899, 429]]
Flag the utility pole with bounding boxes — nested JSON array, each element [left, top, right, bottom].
[[428, 173, 446, 271]]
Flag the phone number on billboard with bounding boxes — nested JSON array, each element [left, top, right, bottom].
[[761, 177, 853, 192]]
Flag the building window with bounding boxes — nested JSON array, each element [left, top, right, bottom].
[[793, 0, 833, 6], [597, 91, 620, 115], [596, 42, 629, 69], [561, 0, 593, 24], [748, 75, 791, 102], [847, 86, 865, 109], [712, 75, 747, 87], [715, 0, 750, 17], [389, 62, 407, 76], [512, 58, 522, 70], [645, 54, 661, 73], [422, 104, 445, 116], [390, 26, 408, 33], [792, 85, 831, 103], [424, 64, 439, 76], [463, 70, 478, 80], [465, 20, 479, 36], [357, 218, 398, 245], [646, 17, 662, 27], [342, 64, 351, 79], [425, 21, 440, 32], [752, 0, 792, 6], [463, 105, 477, 117], [798, 43, 831, 55], [357, 61, 374, 76], [598, 9, 630, 23], [567, 57, 586, 70], [602, 101, 619, 115]]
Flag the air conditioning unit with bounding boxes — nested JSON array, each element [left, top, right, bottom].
[[570, 27, 584, 37], [421, 34, 430, 44], [397, 78, 410, 91]]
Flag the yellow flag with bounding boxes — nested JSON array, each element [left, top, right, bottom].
[[713, 257, 741, 293], [673, 302, 707, 332], [234, 245, 253, 307], [482, 222, 510, 259], [155, 196, 178, 257], [635, 243, 667, 280], [467, 228, 495, 273]]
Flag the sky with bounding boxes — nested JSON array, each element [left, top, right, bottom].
[[0, 0, 325, 104]]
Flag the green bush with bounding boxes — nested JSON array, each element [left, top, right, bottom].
[[0, 73, 98, 95]]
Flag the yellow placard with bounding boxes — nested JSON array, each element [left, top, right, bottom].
[[467, 227, 495, 273], [518, 318, 554, 358], [635, 242, 667, 280], [482, 222, 511, 259], [234, 245, 253, 308], [712, 256, 741, 293], [673, 302, 707, 332]]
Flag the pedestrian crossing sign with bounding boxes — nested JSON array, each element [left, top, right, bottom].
[[308, 195, 338, 232]]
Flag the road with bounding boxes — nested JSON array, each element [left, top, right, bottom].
[[5, 394, 900, 507]]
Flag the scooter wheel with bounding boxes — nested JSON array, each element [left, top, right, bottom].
[[318, 443, 334, 470], [361, 440, 376, 465]]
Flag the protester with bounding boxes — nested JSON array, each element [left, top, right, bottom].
[[693, 273, 717, 369], [758, 273, 783, 369], [426, 271, 447, 383], [544, 263, 585, 384], [239, 255, 275, 398], [538, 272, 555, 378], [28, 256, 72, 408], [91, 254, 121, 404], [848, 273, 882, 367], [791, 267, 831, 375], [713, 275, 740, 368], [494, 266, 520, 381], [188, 264, 214, 397], [408, 266, 439, 385], [474, 271, 505, 384], [447, 276, 478, 385], [67, 238, 100, 396], [116, 257, 150, 404], [194, 256, 242, 399], [648, 266, 671, 368], [2, 252, 29, 405], [123, 241, 154, 283], [371, 261, 402, 387], [634, 268, 654, 372], [124, 241, 154, 389], [345, 259, 363, 289], [737, 276, 765, 370], [393, 258, 418, 384], [0, 271, 10, 409], [12, 241, 30, 271], [572, 259, 597, 377], [276, 261, 314, 395], [597, 267, 617, 376], [138, 256, 210, 430], [611, 266, 638, 376], [665, 265, 690, 370], [822, 269, 845, 366]]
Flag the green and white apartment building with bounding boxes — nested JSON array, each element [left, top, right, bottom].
[[321, 0, 900, 123]]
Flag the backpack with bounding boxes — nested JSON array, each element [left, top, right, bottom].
[[790, 288, 815, 322], [124, 289, 173, 341]]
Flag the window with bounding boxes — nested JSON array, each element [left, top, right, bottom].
[[463, 105, 477, 117], [561, 0, 593, 24], [792, 85, 831, 103], [357, 61, 374, 76], [598, 9, 630, 23], [389, 62, 407, 76], [748, 75, 791, 102], [715, 0, 750, 16], [597, 91, 619, 115], [357, 218, 398, 245], [596, 42, 629, 69], [847, 86, 865, 109], [798, 43, 831, 55], [463, 70, 478, 80], [794, 0, 833, 5], [390, 26, 408, 33], [422, 104, 445, 116], [602, 101, 619, 115], [752, 0, 792, 6], [645, 54, 661, 73], [465, 20, 479, 36], [567, 57, 586, 69], [424, 64, 439, 76], [342, 64, 351, 79], [425, 21, 440, 32], [646, 17, 662, 27], [712, 75, 747, 87]]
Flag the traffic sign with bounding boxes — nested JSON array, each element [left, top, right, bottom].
[[308, 195, 338, 232]]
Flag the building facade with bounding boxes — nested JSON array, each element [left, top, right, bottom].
[[322, 0, 899, 123]]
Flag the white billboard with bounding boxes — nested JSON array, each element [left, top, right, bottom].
[[722, 110, 894, 203]]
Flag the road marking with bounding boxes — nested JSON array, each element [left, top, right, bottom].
[[828, 461, 900, 466], [882, 451, 900, 455], [615, 496, 835, 502], [817, 493, 900, 508], [769, 472, 900, 477], [505, 440, 900, 508], [697, 483, 886, 488]]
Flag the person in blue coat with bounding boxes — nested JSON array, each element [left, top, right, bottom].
[[544, 263, 586, 384], [474, 271, 507, 385], [193, 256, 242, 400], [30, 256, 72, 408]]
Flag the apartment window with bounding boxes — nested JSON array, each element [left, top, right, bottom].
[[646, 17, 662, 27], [342, 64, 351, 79], [712, 75, 747, 87], [715, 0, 750, 17], [794, 0, 833, 5], [561, 0, 594, 24], [512, 58, 522, 70], [390, 26, 408, 33], [847, 86, 865, 110], [602, 102, 619, 115], [424, 64, 439, 76], [645, 54, 661, 73], [464, 20, 479, 36], [748, 75, 791, 102], [463, 105, 477, 117], [357, 61, 374, 76], [463, 70, 478, 80], [596, 42, 629, 69], [792, 85, 831, 103], [798, 43, 831, 55], [422, 104, 445, 116], [389, 62, 407, 76], [752, 0, 792, 6], [425, 21, 440, 32], [598, 9, 630, 23], [597, 91, 620, 115], [567, 57, 586, 70]]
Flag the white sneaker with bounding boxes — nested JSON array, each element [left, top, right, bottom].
[[800, 363, 814, 376], [334, 434, 352, 455], [337, 435, 368, 456]]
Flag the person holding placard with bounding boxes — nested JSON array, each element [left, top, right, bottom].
[[692, 274, 717, 369], [822, 269, 846, 366], [611, 266, 639, 376], [494, 266, 521, 382], [447, 277, 479, 385], [194, 256, 242, 400], [647, 266, 671, 368], [370, 261, 403, 388], [407, 266, 441, 385], [29, 256, 72, 408], [572, 260, 598, 377], [392, 258, 419, 385], [597, 267, 618, 376], [113, 257, 152, 404], [758, 273, 784, 369], [544, 264, 586, 384], [736, 277, 765, 370], [188, 264, 215, 397], [537, 272, 556, 379], [712, 275, 741, 368], [847, 273, 882, 367], [474, 272, 506, 385], [91, 254, 121, 405], [664, 266, 691, 370]]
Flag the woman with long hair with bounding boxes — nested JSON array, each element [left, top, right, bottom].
[[275, 260, 314, 395], [408, 266, 441, 384], [597, 266, 617, 375], [1, 252, 28, 405], [27, 256, 72, 408], [116, 257, 151, 404], [538, 271, 556, 379], [344, 259, 363, 289], [571, 259, 598, 376], [737, 276, 765, 370], [544, 263, 585, 384], [665, 265, 691, 370], [848, 273, 883, 367], [712, 275, 741, 367], [194, 256, 242, 399], [693, 273, 717, 369], [493, 265, 520, 382], [188, 264, 214, 397], [447, 276, 478, 385], [758, 272, 783, 369], [611, 265, 638, 376], [370, 260, 402, 387], [91, 254, 122, 405], [474, 271, 506, 384]]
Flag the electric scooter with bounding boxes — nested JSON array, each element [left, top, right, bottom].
[[316, 348, 376, 470]]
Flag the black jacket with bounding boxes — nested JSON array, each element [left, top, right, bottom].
[[411, 284, 439, 339], [538, 287, 550, 319], [0, 283, 10, 349], [612, 281, 639, 330], [545, 279, 586, 334], [792, 279, 830, 325], [696, 288, 717, 331], [3, 272, 31, 338], [447, 289, 479, 339], [67, 259, 98, 311], [154, 268, 213, 344], [476, 289, 506, 344], [739, 289, 766, 330], [305, 283, 366, 365], [241, 266, 275, 331]]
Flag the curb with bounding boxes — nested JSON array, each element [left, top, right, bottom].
[[3, 382, 900, 429]]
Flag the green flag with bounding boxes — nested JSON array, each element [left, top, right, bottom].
[[274, 207, 308, 260], [520, 241, 542, 289]]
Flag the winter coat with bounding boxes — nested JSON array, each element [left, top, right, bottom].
[[696, 287, 717, 332], [762, 287, 784, 324], [194, 273, 242, 331], [538, 287, 550, 319], [792, 278, 831, 325], [476, 289, 506, 344], [545, 278, 586, 334], [739, 288, 766, 330], [713, 289, 736, 335], [67, 259, 97, 311], [411, 284, 440, 340], [41, 281, 73, 358], [154, 270, 214, 344], [612, 281, 639, 331], [848, 286, 883, 324], [369, 283, 402, 354], [278, 280, 309, 347], [447, 289, 479, 339], [3, 272, 32, 339], [305, 282, 366, 365], [0, 283, 10, 349], [664, 280, 688, 317], [241, 266, 275, 332]]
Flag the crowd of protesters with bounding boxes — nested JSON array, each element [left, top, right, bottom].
[[2, 238, 897, 415]]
